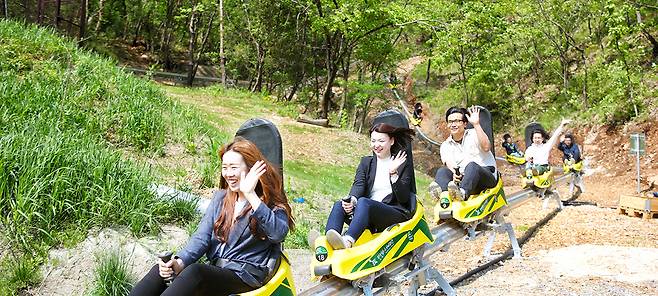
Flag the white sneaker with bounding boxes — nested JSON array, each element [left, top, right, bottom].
[[448, 181, 464, 201], [429, 182, 442, 200], [326, 229, 350, 249], [307, 229, 320, 248]]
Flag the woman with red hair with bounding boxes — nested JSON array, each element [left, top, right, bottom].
[[130, 137, 294, 296]]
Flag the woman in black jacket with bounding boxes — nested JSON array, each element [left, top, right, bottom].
[[325, 123, 415, 249]]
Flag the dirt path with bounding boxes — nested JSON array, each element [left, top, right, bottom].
[[424, 173, 658, 296]]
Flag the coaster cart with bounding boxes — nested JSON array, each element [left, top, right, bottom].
[[521, 122, 562, 210], [310, 110, 434, 296], [432, 107, 522, 267], [562, 158, 585, 198]]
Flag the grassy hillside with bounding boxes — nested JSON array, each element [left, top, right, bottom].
[[0, 20, 204, 293]]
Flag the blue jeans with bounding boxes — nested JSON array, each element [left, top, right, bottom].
[[325, 198, 408, 240]]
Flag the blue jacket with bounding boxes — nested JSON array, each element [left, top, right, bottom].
[[349, 155, 414, 217], [502, 142, 521, 155], [557, 142, 582, 162], [176, 190, 290, 287]]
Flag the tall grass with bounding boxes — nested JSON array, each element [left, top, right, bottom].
[[0, 19, 199, 293], [90, 250, 135, 296], [0, 254, 42, 295], [0, 22, 167, 152]]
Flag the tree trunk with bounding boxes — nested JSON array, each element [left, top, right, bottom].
[[321, 67, 338, 119], [23, 0, 29, 21], [37, 0, 44, 24], [4, 0, 8, 19], [187, 6, 217, 86], [358, 97, 372, 133], [314, 71, 320, 105], [94, 0, 105, 32], [320, 32, 342, 119], [132, 1, 144, 47], [132, 19, 143, 46], [337, 48, 351, 127], [160, 0, 177, 71], [251, 45, 265, 92], [186, 2, 199, 86], [78, 0, 87, 43], [219, 0, 226, 85], [351, 107, 359, 130], [561, 56, 569, 95], [576, 48, 588, 110], [286, 80, 300, 101], [425, 58, 431, 86]]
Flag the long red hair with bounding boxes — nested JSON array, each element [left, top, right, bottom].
[[213, 137, 294, 242]]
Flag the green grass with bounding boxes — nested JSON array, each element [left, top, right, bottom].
[[90, 250, 135, 296], [163, 85, 300, 126], [0, 255, 42, 296], [0, 20, 204, 293]]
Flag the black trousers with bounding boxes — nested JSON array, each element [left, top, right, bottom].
[[434, 162, 497, 197], [325, 198, 408, 240], [129, 263, 253, 296]]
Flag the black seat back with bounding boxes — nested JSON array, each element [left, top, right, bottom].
[[235, 118, 284, 181], [524, 122, 546, 148], [465, 106, 495, 157], [373, 109, 417, 215]]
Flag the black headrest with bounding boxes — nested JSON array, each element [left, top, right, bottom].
[[524, 122, 546, 148], [373, 109, 417, 194], [235, 118, 284, 177], [465, 106, 494, 157]]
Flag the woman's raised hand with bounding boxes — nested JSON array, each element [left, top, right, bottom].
[[240, 160, 267, 195], [390, 150, 407, 174]]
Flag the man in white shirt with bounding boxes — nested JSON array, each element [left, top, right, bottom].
[[430, 106, 497, 200]]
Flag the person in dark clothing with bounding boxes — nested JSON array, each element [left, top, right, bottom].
[[413, 102, 423, 121], [557, 133, 582, 162], [324, 123, 416, 249], [130, 137, 294, 296], [502, 133, 523, 157]]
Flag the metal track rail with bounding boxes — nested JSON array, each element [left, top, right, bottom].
[[299, 174, 571, 296], [387, 82, 442, 147]]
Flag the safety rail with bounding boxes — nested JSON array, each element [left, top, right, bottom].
[[387, 80, 442, 148]]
